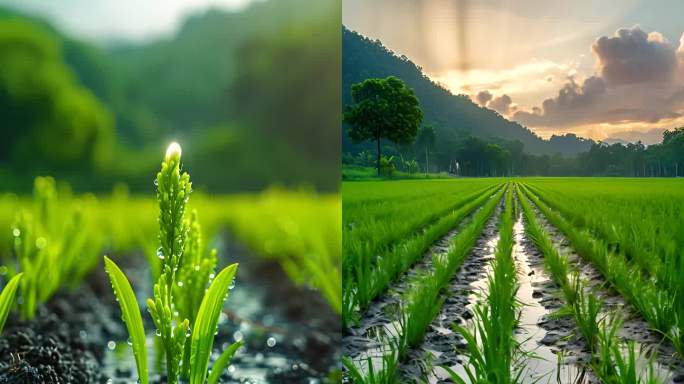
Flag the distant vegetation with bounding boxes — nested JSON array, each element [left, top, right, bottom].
[[0, 0, 340, 193], [342, 27, 684, 177]]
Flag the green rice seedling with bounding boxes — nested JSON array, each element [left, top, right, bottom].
[[448, 185, 524, 383], [345, 183, 504, 327], [10, 177, 104, 319], [105, 143, 241, 384], [515, 184, 576, 304], [569, 274, 603, 352], [343, 185, 505, 382], [0, 273, 23, 334], [519, 184, 684, 357], [342, 342, 400, 384], [593, 312, 664, 384]]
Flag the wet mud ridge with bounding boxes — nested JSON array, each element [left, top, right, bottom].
[[342, 194, 499, 371], [527, 194, 684, 383], [399, 199, 503, 383]]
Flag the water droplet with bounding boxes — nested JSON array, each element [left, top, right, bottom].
[[209, 273, 215, 279], [107, 341, 116, 350], [157, 247, 165, 260], [127, 338, 132, 346], [177, 281, 184, 287], [155, 329, 161, 337], [228, 278, 236, 290], [233, 331, 243, 342], [153, 179, 158, 187], [35, 237, 47, 249], [194, 264, 200, 271], [106, 379, 113, 384], [12, 228, 20, 237], [228, 365, 236, 373], [219, 312, 228, 325], [266, 337, 276, 347], [185, 329, 191, 338]]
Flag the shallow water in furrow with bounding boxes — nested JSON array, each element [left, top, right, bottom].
[[512, 213, 589, 383], [342, 193, 500, 378], [528, 194, 684, 383], [400, 198, 504, 383]]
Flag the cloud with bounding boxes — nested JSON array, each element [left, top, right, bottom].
[[592, 26, 678, 85], [475, 90, 493, 106], [509, 26, 684, 130], [488, 94, 515, 115]]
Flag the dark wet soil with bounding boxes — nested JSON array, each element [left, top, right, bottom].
[[0, 233, 340, 384]]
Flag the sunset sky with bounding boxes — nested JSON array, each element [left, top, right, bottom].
[[343, 0, 684, 144]]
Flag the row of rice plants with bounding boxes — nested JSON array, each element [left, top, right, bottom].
[[524, 180, 682, 299], [3, 177, 104, 320], [519, 183, 684, 358], [516, 184, 663, 383], [344, 184, 503, 326], [343, 185, 506, 382], [446, 185, 524, 382], [343, 182, 499, 283]]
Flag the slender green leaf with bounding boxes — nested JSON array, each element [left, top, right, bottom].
[[0, 272, 23, 334], [207, 340, 243, 384], [190, 263, 238, 384], [104, 256, 148, 384]]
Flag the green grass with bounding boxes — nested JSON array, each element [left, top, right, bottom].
[[342, 164, 450, 181], [448, 185, 524, 383]]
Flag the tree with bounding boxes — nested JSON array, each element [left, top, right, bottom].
[[0, 19, 113, 171], [343, 76, 423, 174], [416, 124, 435, 175]]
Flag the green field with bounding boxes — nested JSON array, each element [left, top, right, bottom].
[[342, 177, 684, 383]]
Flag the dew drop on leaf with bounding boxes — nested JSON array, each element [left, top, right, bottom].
[[177, 281, 183, 287], [267, 337, 276, 347], [233, 331, 243, 342], [12, 228, 20, 237], [127, 338, 132, 346], [228, 277, 236, 290], [157, 247, 165, 260], [155, 329, 161, 337]]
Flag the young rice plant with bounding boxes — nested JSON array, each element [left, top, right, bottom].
[[104, 143, 242, 384]]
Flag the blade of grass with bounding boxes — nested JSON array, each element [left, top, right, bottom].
[[0, 272, 23, 334], [104, 256, 148, 384], [207, 340, 244, 384], [189, 263, 239, 384]]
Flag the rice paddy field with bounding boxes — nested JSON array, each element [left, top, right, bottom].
[[342, 177, 684, 383]]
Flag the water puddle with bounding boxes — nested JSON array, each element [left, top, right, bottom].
[[512, 214, 588, 383]]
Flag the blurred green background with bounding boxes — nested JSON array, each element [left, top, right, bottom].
[[0, 0, 340, 193]]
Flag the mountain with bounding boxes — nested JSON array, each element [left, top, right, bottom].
[[342, 27, 593, 156]]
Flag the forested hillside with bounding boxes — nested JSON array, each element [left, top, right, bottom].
[[0, 1, 340, 192], [342, 27, 593, 157]]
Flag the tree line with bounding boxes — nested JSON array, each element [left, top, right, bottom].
[[343, 76, 684, 177]]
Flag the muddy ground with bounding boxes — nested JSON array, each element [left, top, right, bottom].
[[0, 233, 340, 383]]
